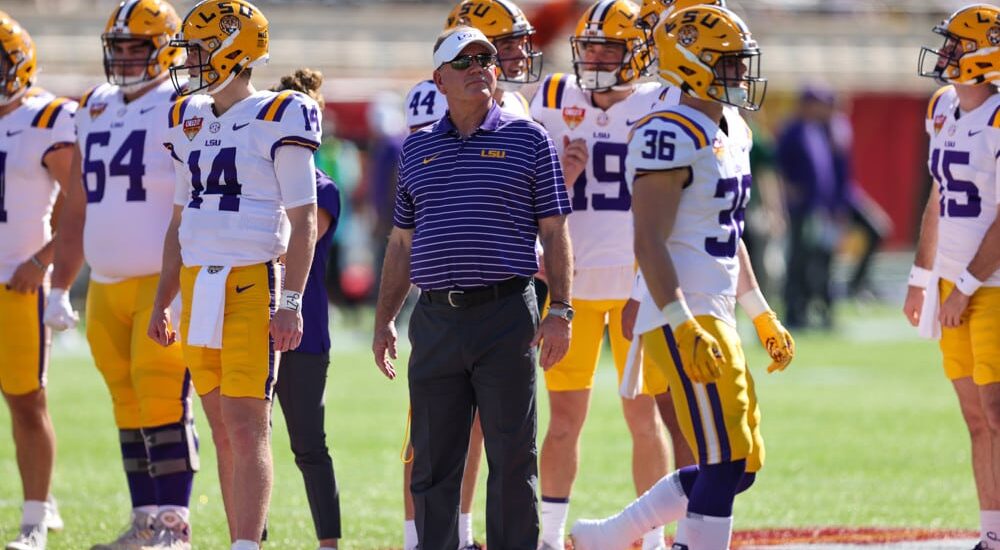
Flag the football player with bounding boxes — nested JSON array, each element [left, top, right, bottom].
[[45, 1, 199, 548], [401, 2, 542, 548], [528, 2, 672, 549], [571, 6, 795, 549], [906, 5, 1000, 548], [0, 12, 73, 550], [147, 1, 320, 549]]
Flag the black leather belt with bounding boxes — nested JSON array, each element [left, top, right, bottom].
[[421, 277, 531, 308]]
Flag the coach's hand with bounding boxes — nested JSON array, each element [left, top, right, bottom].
[[561, 136, 589, 187], [752, 311, 795, 373], [673, 320, 723, 383], [902, 285, 925, 327], [271, 308, 303, 352], [622, 298, 639, 341], [43, 288, 78, 331], [939, 287, 971, 328], [147, 307, 177, 347], [532, 314, 571, 370], [373, 322, 398, 380], [8, 257, 46, 294]]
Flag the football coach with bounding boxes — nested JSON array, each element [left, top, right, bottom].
[[372, 26, 573, 550]]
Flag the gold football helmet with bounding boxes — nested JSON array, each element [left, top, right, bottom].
[[170, 0, 269, 95], [571, 0, 649, 91], [654, 5, 766, 110], [102, 0, 183, 91], [635, 0, 726, 75], [445, 0, 542, 84], [0, 11, 36, 105], [919, 4, 1000, 85]]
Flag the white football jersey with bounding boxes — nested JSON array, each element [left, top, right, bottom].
[[76, 79, 180, 283], [626, 103, 754, 330], [166, 90, 322, 268], [404, 79, 530, 130], [925, 86, 1000, 286], [0, 91, 77, 283], [531, 73, 663, 299]]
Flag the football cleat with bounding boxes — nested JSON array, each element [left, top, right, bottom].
[[460, 543, 483, 550], [141, 510, 190, 550], [5, 523, 47, 550], [90, 510, 155, 550], [570, 518, 629, 550], [44, 497, 63, 532]]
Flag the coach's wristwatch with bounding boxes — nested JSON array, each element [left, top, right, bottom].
[[547, 304, 574, 322]]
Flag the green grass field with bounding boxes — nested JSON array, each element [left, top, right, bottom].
[[0, 303, 979, 548]]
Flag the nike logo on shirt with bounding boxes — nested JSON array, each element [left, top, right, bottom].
[[233, 122, 250, 131], [139, 106, 157, 115], [6, 130, 22, 137]]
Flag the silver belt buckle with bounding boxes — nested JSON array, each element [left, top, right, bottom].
[[447, 289, 464, 307]]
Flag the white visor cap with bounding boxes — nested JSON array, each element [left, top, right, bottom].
[[433, 27, 498, 69]]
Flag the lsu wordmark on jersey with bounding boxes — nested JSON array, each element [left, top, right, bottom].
[[925, 85, 1000, 287], [404, 78, 530, 131], [76, 79, 181, 283]]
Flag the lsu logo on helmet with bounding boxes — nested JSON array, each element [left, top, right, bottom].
[[635, 0, 727, 76], [654, 5, 766, 110], [170, 0, 270, 96], [570, 0, 650, 91], [0, 10, 37, 106], [444, 0, 543, 84], [919, 4, 1000, 85]]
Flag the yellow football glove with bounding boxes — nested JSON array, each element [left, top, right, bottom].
[[673, 319, 725, 384], [752, 311, 795, 373]]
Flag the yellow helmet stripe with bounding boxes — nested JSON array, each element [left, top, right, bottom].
[[628, 110, 708, 149], [31, 97, 69, 129], [591, 0, 617, 24], [115, 0, 142, 30], [927, 85, 953, 120], [543, 73, 566, 109], [257, 91, 295, 122]]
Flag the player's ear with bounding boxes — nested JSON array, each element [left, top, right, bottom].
[[433, 69, 447, 96]]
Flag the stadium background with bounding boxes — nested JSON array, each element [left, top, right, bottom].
[[0, 0, 989, 548]]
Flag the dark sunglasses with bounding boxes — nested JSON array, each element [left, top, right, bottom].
[[447, 53, 497, 71]]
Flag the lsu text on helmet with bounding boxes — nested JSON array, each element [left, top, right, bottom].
[[571, 0, 650, 91], [919, 3, 1000, 85], [102, 0, 183, 92], [0, 11, 36, 106], [654, 5, 766, 110], [635, 0, 726, 75], [445, 0, 543, 85], [170, 0, 269, 96]]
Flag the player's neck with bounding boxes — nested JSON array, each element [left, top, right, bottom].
[[0, 95, 24, 118], [591, 86, 632, 110], [679, 93, 724, 124], [954, 83, 997, 113], [211, 77, 256, 116]]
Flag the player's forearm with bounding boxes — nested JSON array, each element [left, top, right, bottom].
[[634, 230, 682, 310], [50, 192, 86, 289], [282, 204, 318, 294], [153, 212, 183, 311], [539, 216, 572, 303], [736, 239, 760, 296], [374, 229, 413, 327], [913, 188, 940, 271], [965, 205, 1000, 282]]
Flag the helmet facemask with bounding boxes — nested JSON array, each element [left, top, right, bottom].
[[0, 46, 17, 104], [919, 26, 978, 84], [102, 33, 168, 93], [705, 48, 766, 111], [493, 30, 543, 88], [169, 38, 218, 95], [571, 36, 643, 92]]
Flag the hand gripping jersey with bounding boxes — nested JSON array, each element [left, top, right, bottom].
[[626, 102, 754, 329], [76, 79, 179, 283], [166, 90, 322, 267], [404, 79, 530, 130], [0, 91, 77, 283], [531, 72, 663, 299], [926, 86, 1000, 286]]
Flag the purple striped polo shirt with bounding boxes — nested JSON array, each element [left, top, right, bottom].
[[393, 100, 570, 290]]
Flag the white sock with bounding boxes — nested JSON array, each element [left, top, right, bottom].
[[22, 500, 47, 526], [135, 505, 159, 518], [403, 519, 418, 550], [607, 471, 688, 543], [231, 540, 259, 550], [673, 520, 687, 547], [540, 498, 570, 548], [159, 505, 190, 523], [458, 512, 474, 547], [981, 510, 1000, 547], [683, 513, 732, 550], [642, 526, 665, 549]]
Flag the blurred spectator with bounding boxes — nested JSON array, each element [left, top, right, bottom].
[[776, 85, 852, 329], [363, 92, 407, 296]]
